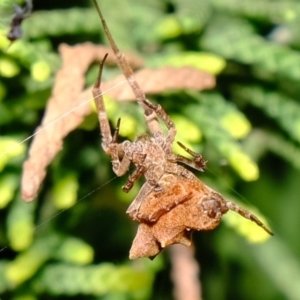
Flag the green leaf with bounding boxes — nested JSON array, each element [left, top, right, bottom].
[[0, 137, 26, 171], [53, 173, 79, 209], [6, 196, 36, 251], [157, 52, 226, 74], [55, 237, 94, 265], [6, 234, 62, 285], [0, 173, 19, 208]]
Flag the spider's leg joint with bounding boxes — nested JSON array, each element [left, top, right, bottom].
[[112, 118, 121, 143]]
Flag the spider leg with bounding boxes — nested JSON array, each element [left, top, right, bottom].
[[226, 201, 274, 235], [142, 99, 176, 145], [92, 54, 131, 177], [110, 121, 131, 177], [92, 53, 112, 152], [93, 0, 162, 135], [176, 141, 207, 171], [122, 164, 147, 193], [112, 118, 121, 143]]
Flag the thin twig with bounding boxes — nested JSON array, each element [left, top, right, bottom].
[[170, 244, 202, 300]]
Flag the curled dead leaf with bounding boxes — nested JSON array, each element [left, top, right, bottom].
[[129, 170, 273, 259], [129, 174, 225, 259]]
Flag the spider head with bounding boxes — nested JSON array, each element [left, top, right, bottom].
[[201, 193, 229, 219]]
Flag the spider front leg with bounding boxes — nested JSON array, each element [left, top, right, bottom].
[[93, 0, 163, 135], [122, 164, 147, 192], [142, 99, 176, 151], [92, 54, 130, 177], [176, 141, 207, 172]]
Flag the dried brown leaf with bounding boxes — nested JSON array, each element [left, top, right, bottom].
[[129, 165, 273, 259], [22, 43, 95, 201], [129, 174, 224, 259], [102, 66, 215, 101]]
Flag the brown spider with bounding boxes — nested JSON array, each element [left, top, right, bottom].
[[92, 1, 273, 258]]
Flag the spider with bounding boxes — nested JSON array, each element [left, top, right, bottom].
[[91, 0, 273, 252], [92, 1, 206, 216], [6, 0, 33, 44]]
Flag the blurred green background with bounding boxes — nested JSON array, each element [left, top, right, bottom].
[[1, 0, 300, 299]]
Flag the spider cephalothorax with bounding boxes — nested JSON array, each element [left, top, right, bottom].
[[92, 0, 273, 259]]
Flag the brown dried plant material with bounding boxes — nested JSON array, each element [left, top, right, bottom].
[[128, 172, 273, 259], [129, 173, 225, 259], [170, 244, 202, 300], [102, 66, 215, 101]]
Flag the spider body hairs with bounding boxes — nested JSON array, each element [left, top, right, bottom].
[[92, 0, 273, 259]]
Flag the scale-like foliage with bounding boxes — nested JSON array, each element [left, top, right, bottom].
[[1, 0, 300, 299]]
